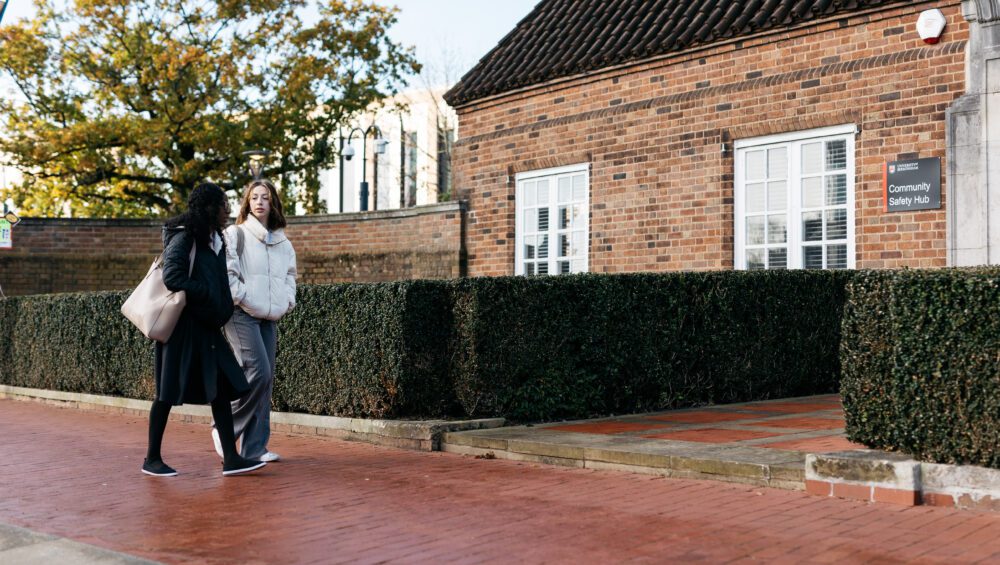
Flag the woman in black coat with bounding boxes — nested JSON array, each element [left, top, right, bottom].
[[143, 182, 267, 477]]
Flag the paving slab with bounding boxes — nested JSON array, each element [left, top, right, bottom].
[[0, 524, 54, 553], [0, 523, 159, 565]]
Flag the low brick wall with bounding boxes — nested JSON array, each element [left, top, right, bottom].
[[0, 202, 465, 296], [806, 451, 1000, 511]]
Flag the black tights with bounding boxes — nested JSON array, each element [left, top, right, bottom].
[[147, 397, 240, 464]]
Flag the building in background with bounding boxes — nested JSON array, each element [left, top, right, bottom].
[[445, 0, 994, 277], [1, 159, 21, 213], [0, 87, 468, 295], [321, 87, 457, 214]]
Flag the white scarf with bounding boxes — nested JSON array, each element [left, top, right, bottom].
[[210, 231, 223, 254]]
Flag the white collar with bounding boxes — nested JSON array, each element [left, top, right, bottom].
[[210, 232, 223, 254], [241, 214, 287, 245]]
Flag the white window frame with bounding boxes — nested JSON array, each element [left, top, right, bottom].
[[734, 124, 857, 270], [515, 163, 590, 276]]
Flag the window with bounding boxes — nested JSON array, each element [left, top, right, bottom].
[[735, 125, 855, 270], [400, 131, 418, 207], [516, 164, 589, 276], [436, 124, 453, 198]]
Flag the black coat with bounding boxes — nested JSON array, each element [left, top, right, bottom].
[[154, 226, 249, 405]]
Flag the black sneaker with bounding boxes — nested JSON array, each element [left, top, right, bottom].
[[222, 456, 266, 476], [142, 458, 178, 477]]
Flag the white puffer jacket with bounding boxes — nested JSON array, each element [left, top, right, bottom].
[[224, 215, 297, 321]]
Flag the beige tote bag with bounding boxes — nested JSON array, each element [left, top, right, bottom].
[[121, 245, 196, 343]]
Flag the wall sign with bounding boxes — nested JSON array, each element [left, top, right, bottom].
[[882, 157, 941, 213], [0, 219, 10, 249]]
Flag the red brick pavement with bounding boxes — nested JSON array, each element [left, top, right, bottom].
[[543, 395, 869, 453], [2, 398, 1000, 564], [544, 421, 673, 434], [647, 410, 758, 423], [642, 428, 783, 442]]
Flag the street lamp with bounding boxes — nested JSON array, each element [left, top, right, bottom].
[[236, 149, 272, 217], [241, 149, 272, 181], [338, 132, 351, 213], [342, 124, 387, 212]]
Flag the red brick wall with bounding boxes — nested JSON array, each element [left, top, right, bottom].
[[452, 1, 967, 276], [0, 219, 163, 296], [0, 202, 464, 296], [287, 203, 465, 283]]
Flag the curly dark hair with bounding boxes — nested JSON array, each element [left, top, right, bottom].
[[165, 182, 230, 245]]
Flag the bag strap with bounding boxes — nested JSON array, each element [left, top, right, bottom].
[[236, 225, 245, 259], [154, 237, 197, 276], [232, 225, 247, 284]]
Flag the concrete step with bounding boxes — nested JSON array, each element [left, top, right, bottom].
[[442, 426, 807, 490]]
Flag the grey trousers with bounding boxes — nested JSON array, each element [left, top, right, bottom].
[[214, 309, 277, 459]]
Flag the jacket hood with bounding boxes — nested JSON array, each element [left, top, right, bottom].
[[241, 214, 287, 245], [161, 225, 187, 247]]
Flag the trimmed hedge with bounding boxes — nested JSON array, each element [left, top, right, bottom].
[[841, 269, 1000, 468], [0, 291, 155, 399], [1, 271, 855, 421], [274, 281, 455, 418], [450, 271, 854, 421], [11, 268, 1000, 461], [0, 283, 454, 419]]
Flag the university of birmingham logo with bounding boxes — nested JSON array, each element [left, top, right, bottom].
[[889, 165, 896, 174]]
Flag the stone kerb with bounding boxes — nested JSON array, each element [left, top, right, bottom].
[[0, 385, 503, 452]]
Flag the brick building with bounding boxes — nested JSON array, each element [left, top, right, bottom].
[[6, 0, 1000, 296], [445, 0, 1000, 276]]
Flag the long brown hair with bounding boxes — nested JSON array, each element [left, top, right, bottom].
[[237, 179, 287, 230]]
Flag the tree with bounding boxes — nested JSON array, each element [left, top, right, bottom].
[[0, 0, 420, 217]]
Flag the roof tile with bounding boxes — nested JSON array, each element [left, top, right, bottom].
[[445, 0, 910, 106]]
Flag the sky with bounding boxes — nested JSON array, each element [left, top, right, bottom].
[[374, 0, 538, 83], [0, 0, 540, 87]]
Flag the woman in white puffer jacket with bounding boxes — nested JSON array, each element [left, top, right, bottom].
[[210, 178, 297, 463]]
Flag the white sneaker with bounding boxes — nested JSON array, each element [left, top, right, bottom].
[[258, 451, 281, 462], [211, 428, 224, 459]]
